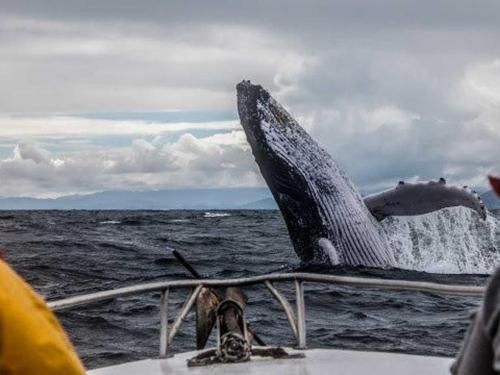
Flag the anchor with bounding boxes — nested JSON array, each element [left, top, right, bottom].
[[170, 248, 305, 367]]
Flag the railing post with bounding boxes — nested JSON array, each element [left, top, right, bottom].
[[264, 280, 298, 340], [159, 288, 169, 357], [295, 279, 306, 349], [167, 285, 203, 345]]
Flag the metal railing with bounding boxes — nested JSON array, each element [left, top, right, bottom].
[[47, 272, 485, 357]]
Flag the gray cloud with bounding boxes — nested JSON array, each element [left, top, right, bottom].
[[4, 1, 500, 31], [0, 1, 500, 195], [270, 32, 500, 192]]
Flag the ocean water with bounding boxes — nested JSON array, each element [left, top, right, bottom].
[[1, 209, 499, 369]]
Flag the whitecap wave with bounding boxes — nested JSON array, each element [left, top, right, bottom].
[[381, 207, 500, 274], [203, 212, 231, 218], [169, 219, 191, 223], [99, 220, 121, 225]]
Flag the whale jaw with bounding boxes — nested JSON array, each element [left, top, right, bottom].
[[237, 81, 395, 268]]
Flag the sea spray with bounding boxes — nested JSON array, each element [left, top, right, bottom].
[[381, 207, 499, 274]]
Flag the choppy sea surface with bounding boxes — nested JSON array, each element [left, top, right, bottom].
[[1, 209, 499, 369]]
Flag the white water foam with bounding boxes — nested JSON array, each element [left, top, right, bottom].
[[203, 212, 231, 218], [381, 207, 500, 274], [99, 220, 121, 225]]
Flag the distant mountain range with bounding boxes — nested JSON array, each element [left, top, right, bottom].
[[0, 188, 497, 211], [0, 188, 278, 210]]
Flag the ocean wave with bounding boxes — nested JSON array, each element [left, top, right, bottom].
[[381, 207, 500, 274], [99, 220, 121, 225], [120, 218, 144, 225], [203, 212, 231, 218]]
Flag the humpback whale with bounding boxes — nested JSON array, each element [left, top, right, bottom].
[[237, 81, 487, 268]]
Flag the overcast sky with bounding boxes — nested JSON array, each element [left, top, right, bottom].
[[1, 1, 500, 197]]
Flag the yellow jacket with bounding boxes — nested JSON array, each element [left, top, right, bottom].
[[0, 260, 85, 374]]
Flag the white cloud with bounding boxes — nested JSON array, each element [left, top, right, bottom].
[[459, 60, 500, 108], [0, 131, 260, 198], [0, 115, 238, 139], [13, 143, 52, 164]]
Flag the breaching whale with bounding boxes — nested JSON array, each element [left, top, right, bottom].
[[237, 81, 487, 268]]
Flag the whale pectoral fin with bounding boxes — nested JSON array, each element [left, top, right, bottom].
[[364, 180, 488, 221], [318, 238, 340, 265], [364, 200, 391, 221]]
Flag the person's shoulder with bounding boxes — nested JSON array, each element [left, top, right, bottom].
[[0, 260, 47, 309], [481, 267, 500, 332], [0, 260, 29, 290], [0, 260, 19, 286], [487, 268, 500, 290]]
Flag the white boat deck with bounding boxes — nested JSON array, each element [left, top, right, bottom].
[[88, 348, 453, 375]]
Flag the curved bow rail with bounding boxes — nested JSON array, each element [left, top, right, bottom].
[[47, 272, 484, 357]]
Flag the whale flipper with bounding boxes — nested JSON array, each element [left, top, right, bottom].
[[237, 81, 395, 267], [364, 180, 488, 221]]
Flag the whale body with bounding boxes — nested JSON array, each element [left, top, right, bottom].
[[237, 81, 487, 268]]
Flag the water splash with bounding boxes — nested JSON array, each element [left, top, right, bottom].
[[381, 207, 500, 274], [203, 212, 231, 218]]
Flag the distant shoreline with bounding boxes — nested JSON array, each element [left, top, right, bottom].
[[0, 187, 497, 211]]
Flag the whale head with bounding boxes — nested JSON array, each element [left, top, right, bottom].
[[237, 80, 395, 267], [237, 81, 327, 262]]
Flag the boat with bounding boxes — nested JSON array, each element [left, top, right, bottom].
[[47, 272, 483, 374]]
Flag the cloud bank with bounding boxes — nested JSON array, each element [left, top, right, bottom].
[[0, 130, 259, 197]]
